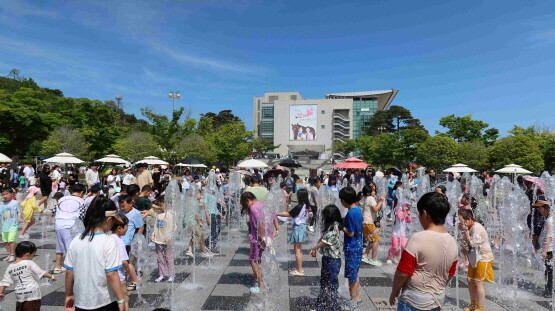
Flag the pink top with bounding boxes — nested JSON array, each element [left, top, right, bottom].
[[248, 201, 276, 244]]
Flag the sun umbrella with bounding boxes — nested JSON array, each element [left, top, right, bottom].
[[238, 169, 253, 176], [523, 176, 544, 193], [279, 158, 302, 168], [0, 153, 11, 163], [443, 163, 478, 173], [495, 164, 532, 174], [181, 157, 204, 165], [334, 157, 369, 169], [264, 168, 288, 181], [136, 156, 169, 165], [95, 154, 130, 164], [43, 152, 84, 164], [237, 159, 268, 169]]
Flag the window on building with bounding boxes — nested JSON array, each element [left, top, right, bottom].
[[261, 107, 274, 119], [269, 96, 278, 102], [321, 125, 325, 129], [290, 95, 297, 100], [260, 121, 274, 133], [321, 110, 325, 114], [261, 135, 274, 141]]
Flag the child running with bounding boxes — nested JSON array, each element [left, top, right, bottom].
[[1, 187, 22, 263], [360, 185, 385, 266], [19, 186, 42, 238], [387, 201, 412, 264], [458, 209, 494, 311], [241, 192, 279, 294], [310, 205, 343, 311], [0, 241, 56, 311], [145, 195, 176, 283], [277, 188, 312, 276]]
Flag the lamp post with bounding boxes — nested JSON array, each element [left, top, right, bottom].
[[115, 95, 123, 109], [168, 91, 181, 112]]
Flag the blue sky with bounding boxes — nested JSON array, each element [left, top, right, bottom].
[[1, 0, 554, 135]]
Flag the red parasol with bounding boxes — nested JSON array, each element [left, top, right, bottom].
[[333, 157, 370, 169]]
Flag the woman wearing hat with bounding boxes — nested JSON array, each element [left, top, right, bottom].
[[535, 197, 554, 298], [19, 185, 42, 239]]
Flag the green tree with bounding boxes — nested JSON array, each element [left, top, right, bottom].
[[41, 126, 91, 159], [488, 134, 544, 174], [507, 126, 554, 172], [457, 141, 489, 172], [366, 105, 426, 135], [175, 133, 217, 165], [332, 139, 358, 157], [437, 114, 499, 144], [250, 138, 280, 157], [206, 122, 252, 166], [415, 136, 460, 172], [357, 134, 405, 169], [112, 131, 160, 163], [199, 110, 241, 129]]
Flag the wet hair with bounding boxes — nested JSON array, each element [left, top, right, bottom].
[[1, 187, 11, 194], [249, 176, 261, 185], [118, 194, 133, 205], [328, 175, 337, 186], [82, 197, 117, 241], [126, 184, 140, 197], [111, 214, 129, 232], [361, 185, 373, 197], [309, 177, 322, 186], [393, 181, 403, 189], [89, 185, 101, 194], [458, 209, 474, 221], [155, 194, 165, 204], [240, 192, 256, 216], [322, 205, 343, 232], [141, 185, 152, 192], [461, 194, 470, 203], [435, 185, 447, 195], [15, 241, 37, 257], [296, 188, 310, 208], [70, 183, 86, 193], [417, 192, 450, 225], [339, 187, 358, 205]]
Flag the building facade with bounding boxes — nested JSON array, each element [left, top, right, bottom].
[[253, 90, 398, 159]]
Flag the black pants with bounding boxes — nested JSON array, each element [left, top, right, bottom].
[[207, 214, 221, 251], [309, 205, 318, 226], [76, 301, 118, 311], [546, 251, 553, 293]]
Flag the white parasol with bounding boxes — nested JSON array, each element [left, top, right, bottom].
[[43, 152, 85, 164], [443, 163, 478, 173], [0, 153, 11, 163], [236, 159, 268, 169], [136, 156, 169, 165], [495, 164, 532, 175], [176, 163, 207, 168], [95, 154, 130, 164]]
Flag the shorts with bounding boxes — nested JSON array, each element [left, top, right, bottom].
[[288, 224, 307, 243], [41, 188, 52, 197], [2, 229, 17, 243], [55, 228, 72, 253], [16, 299, 41, 311], [249, 241, 263, 262], [75, 301, 118, 311], [468, 260, 494, 282], [120, 281, 129, 301], [363, 223, 380, 242], [344, 252, 362, 284]]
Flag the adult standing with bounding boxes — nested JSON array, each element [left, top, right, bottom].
[[135, 164, 153, 191], [152, 167, 161, 193], [23, 164, 35, 188], [63, 196, 125, 311], [121, 167, 135, 193], [290, 169, 300, 193], [38, 165, 52, 211], [85, 163, 100, 189]]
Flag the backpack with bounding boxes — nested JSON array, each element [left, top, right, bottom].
[[285, 177, 294, 190]]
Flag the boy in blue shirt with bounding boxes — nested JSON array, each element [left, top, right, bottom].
[[1, 188, 23, 262], [339, 187, 363, 310], [118, 194, 144, 255]]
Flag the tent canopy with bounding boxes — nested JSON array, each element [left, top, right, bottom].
[[43, 153, 84, 164], [495, 164, 532, 174], [334, 157, 369, 169], [0, 153, 11, 163], [443, 163, 478, 173], [136, 156, 169, 165], [95, 154, 129, 164]]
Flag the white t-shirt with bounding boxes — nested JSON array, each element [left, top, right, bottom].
[[23, 166, 35, 179], [55, 196, 85, 230], [0, 260, 46, 302], [110, 234, 128, 281], [122, 173, 134, 186], [63, 232, 121, 309], [51, 170, 62, 182], [540, 215, 554, 253], [107, 175, 120, 187]]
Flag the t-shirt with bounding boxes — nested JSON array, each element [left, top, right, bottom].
[[23, 166, 34, 179], [245, 186, 268, 202], [468, 222, 493, 262], [344, 206, 363, 254], [203, 192, 218, 215], [540, 215, 554, 253], [83, 195, 97, 209], [392, 207, 411, 237], [63, 233, 121, 309], [121, 208, 144, 245], [288, 204, 310, 226], [362, 196, 378, 224], [309, 186, 319, 206], [0, 260, 46, 302], [397, 231, 458, 294], [135, 197, 153, 212], [248, 201, 276, 243], [107, 175, 120, 187], [122, 173, 135, 186], [110, 234, 128, 281], [320, 222, 342, 259], [150, 210, 175, 245], [136, 171, 153, 190], [55, 196, 85, 230], [1, 200, 20, 232]]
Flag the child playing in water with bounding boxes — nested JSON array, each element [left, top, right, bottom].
[[458, 209, 494, 311], [277, 188, 312, 276], [145, 195, 176, 282], [386, 201, 411, 264], [19, 186, 42, 239], [110, 214, 136, 310], [310, 205, 343, 311], [185, 191, 211, 258], [0, 241, 56, 310], [361, 185, 386, 266]]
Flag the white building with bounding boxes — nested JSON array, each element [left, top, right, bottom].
[[253, 90, 398, 159]]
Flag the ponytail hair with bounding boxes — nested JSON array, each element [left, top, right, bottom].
[[81, 197, 117, 241], [240, 192, 256, 216]]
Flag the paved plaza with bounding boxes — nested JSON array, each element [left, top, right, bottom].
[[0, 212, 553, 311]]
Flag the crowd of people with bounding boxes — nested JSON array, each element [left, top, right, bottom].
[[0, 161, 551, 311]]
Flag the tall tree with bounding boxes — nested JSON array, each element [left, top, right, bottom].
[[41, 126, 91, 159], [112, 131, 160, 163], [488, 134, 544, 174], [175, 133, 217, 165], [437, 114, 499, 144], [457, 141, 489, 172], [199, 110, 241, 130], [415, 136, 460, 172], [508, 126, 555, 172], [250, 138, 280, 157], [366, 105, 426, 135]]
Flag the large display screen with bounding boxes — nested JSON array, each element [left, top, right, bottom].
[[290, 105, 317, 141]]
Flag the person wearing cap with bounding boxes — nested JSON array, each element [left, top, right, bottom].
[[85, 163, 100, 189], [535, 197, 553, 298], [19, 186, 43, 238], [64, 196, 125, 311], [121, 167, 135, 193]]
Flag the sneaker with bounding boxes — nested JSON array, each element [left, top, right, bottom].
[[52, 267, 66, 274], [7, 255, 15, 263], [369, 259, 383, 267], [185, 251, 194, 258], [308, 226, 315, 233], [167, 277, 174, 283], [201, 251, 213, 258], [250, 286, 261, 294], [154, 276, 165, 283], [392, 257, 399, 264], [386, 259, 393, 265], [361, 257, 371, 264]]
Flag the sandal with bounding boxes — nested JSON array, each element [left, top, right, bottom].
[[289, 270, 305, 276], [126, 282, 138, 291], [52, 267, 66, 274]]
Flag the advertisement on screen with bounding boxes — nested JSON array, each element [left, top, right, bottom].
[[290, 105, 317, 141]]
